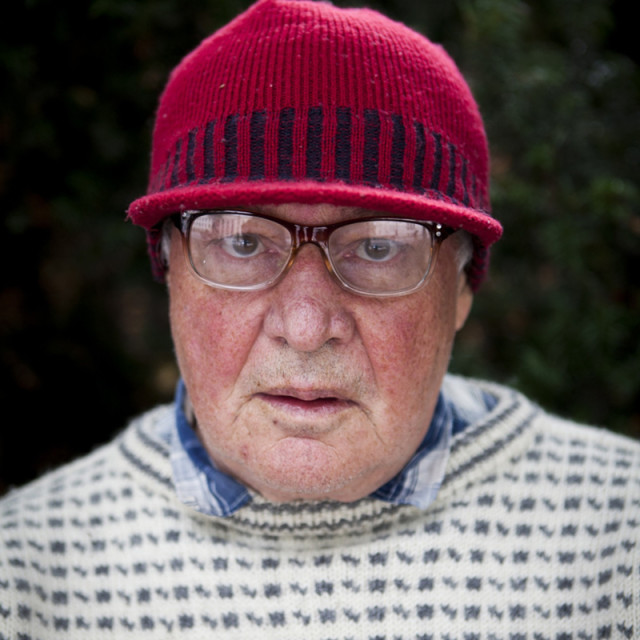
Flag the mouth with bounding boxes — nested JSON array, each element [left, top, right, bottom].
[[255, 389, 356, 415]]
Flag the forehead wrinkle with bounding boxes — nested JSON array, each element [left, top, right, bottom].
[[242, 203, 388, 225]]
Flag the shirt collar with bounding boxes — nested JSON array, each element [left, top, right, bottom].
[[168, 376, 495, 517], [371, 391, 452, 508], [170, 380, 251, 516]]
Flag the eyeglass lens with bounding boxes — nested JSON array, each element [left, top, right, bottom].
[[186, 212, 436, 295]]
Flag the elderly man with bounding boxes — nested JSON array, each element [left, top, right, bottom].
[[1, 0, 638, 637]]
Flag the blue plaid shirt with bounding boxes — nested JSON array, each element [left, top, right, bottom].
[[167, 376, 496, 516]]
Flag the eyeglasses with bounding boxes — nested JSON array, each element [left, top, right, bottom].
[[172, 210, 456, 297]]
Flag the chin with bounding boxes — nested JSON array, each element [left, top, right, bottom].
[[251, 462, 381, 504], [245, 436, 376, 502]]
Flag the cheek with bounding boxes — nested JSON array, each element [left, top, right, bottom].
[[364, 302, 450, 378], [168, 274, 261, 394], [358, 292, 458, 419]]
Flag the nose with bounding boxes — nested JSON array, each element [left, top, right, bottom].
[[263, 244, 356, 352]]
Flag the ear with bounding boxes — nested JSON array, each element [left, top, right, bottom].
[[454, 276, 474, 332]]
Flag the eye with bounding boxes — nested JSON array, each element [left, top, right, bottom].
[[355, 237, 400, 262], [221, 234, 263, 258]]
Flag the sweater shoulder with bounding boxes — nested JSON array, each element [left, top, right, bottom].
[[537, 409, 640, 452], [0, 404, 175, 519], [439, 376, 640, 502], [529, 409, 640, 481]]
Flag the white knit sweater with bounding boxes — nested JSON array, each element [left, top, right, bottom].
[[1, 378, 639, 639]]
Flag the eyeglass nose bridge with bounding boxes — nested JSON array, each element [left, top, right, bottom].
[[292, 223, 331, 246], [288, 224, 336, 276]]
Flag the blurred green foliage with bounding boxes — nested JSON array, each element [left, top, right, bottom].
[[1, 0, 638, 493]]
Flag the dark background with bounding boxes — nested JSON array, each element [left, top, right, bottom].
[[1, 0, 638, 495]]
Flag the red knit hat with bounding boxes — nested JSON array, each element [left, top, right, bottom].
[[127, 0, 502, 290]]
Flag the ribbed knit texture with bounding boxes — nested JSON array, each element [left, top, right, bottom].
[[127, 0, 502, 290], [2, 378, 639, 638]]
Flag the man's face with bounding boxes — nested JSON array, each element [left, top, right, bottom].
[[167, 203, 473, 503]]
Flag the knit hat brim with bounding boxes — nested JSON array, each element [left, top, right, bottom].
[[128, 179, 501, 242]]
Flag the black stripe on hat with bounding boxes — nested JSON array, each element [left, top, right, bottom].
[[335, 107, 351, 182], [413, 121, 426, 192], [250, 110, 266, 180], [187, 128, 198, 183], [446, 142, 456, 197], [306, 107, 323, 180], [430, 132, 442, 192], [278, 108, 295, 180], [462, 157, 470, 205], [170, 139, 181, 188], [363, 109, 380, 186], [223, 114, 238, 182], [202, 120, 215, 182], [390, 114, 405, 189], [158, 152, 171, 192]]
